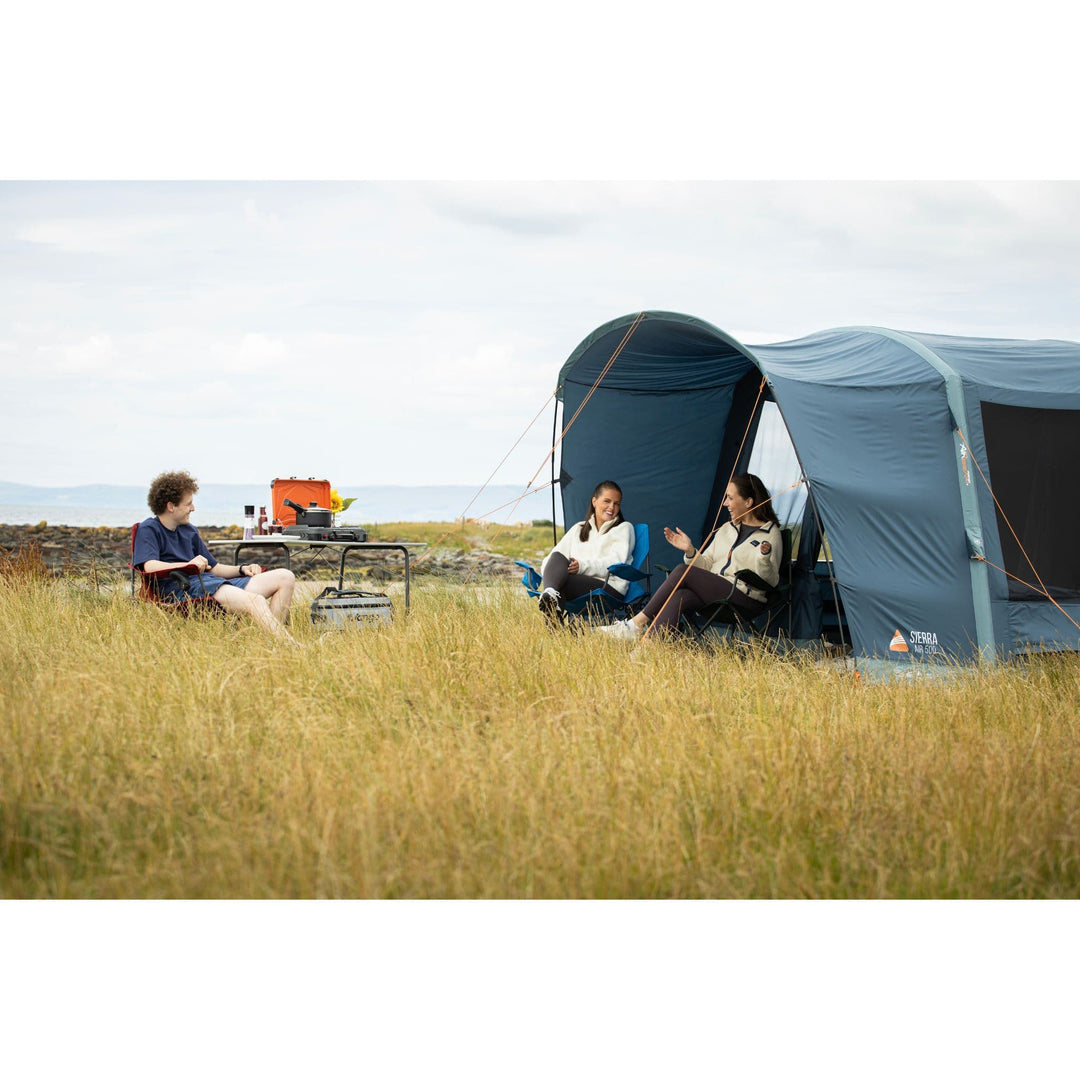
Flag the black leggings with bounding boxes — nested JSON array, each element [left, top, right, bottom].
[[541, 551, 622, 602], [642, 565, 763, 632]]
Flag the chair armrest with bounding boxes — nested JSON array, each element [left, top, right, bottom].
[[607, 562, 648, 583], [167, 569, 195, 591], [515, 561, 541, 590], [131, 564, 200, 596], [734, 568, 774, 594], [141, 563, 200, 578]]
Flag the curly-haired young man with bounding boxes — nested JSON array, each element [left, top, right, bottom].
[[134, 470, 296, 641]]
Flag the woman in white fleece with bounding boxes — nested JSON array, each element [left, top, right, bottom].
[[537, 480, 635, 624]]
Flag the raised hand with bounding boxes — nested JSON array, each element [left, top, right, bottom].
[[663, 526, 694, 554]]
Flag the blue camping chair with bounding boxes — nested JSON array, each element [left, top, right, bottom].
[[516, 522, 652, 623]]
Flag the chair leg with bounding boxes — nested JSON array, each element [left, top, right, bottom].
[[695, 622, 733, 648], [693, 606, 742, 642]]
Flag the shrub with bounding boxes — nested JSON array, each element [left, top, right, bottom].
[[0, 541, 51, 582]]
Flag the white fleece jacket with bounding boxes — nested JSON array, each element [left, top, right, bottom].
[[540, 517, 636, 596]]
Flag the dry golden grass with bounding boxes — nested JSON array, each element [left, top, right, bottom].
[[364, 518, 555, 562], [2, 568, 1079, 898]]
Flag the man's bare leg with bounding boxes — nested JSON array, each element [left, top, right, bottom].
[[242, 569, 296, 624], [213, 580, 297, 642]]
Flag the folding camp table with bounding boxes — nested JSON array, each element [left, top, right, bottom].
[[204, 538, 424, 610]]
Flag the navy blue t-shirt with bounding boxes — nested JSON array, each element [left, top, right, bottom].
[[133, 517, 217, 571]]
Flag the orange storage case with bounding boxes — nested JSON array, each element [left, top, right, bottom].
[[271, 478, 332, 526]]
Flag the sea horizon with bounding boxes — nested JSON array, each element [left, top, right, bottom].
[[0, 481, 560, 528]]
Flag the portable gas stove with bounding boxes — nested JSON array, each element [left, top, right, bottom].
[[280, 496, 367, 542], [282, 524, 369, 542]]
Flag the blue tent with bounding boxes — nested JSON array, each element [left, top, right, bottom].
[[553, 311, 1080, 675]]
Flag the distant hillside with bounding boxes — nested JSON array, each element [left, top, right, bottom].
[[0, 481, 151, 506]]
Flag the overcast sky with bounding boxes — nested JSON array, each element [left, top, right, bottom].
[[4, 180, 1080, 491], [3, 3, 1078, 497]]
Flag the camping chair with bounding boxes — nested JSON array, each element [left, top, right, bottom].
[[128, 523, 257, 616], [516, 522, 652, 624], [678, 527, 794, 644]]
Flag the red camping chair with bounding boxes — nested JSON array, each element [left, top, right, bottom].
[[129, 523, 260, 616]]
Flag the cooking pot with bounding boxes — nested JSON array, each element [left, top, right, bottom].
[[284, 498, 332, 527]]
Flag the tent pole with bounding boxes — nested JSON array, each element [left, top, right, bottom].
[[804, 479, 848, 657], [858, 328, 998, 663], [766, 389, 847, 655]]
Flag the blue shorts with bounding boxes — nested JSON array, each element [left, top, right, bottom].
[[160, 571, 253, 603]]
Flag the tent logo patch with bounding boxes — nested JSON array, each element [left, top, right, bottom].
[[889, 627, 946, 658]]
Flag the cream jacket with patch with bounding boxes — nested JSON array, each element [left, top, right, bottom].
[[686, 519, 782, 603], [541, 517, 636, 596]]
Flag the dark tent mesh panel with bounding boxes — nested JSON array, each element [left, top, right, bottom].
[[981, 402, 1080, 601]]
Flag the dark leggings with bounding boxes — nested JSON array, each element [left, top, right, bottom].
[[541, 551, 621, 602], [642, 565, 763, 632]]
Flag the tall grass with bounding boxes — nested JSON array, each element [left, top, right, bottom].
[[2, 568, 1079, 898]]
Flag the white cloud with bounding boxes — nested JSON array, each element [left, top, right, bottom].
[[212, 333, 290, 373], [426, 182, 600, 236], [15, 215, 186, 254], [39, 333, 118, 374], [243, 198, 280, 230]]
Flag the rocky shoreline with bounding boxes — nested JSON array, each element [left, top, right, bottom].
[[0, 524, 523, 583]]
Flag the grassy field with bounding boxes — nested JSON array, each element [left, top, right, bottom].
[[363, 518, 557, 562], [2, 539, 1080, 899]]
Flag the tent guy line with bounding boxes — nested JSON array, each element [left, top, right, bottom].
[[538, 311, 647, 482], [454, 389, 558, 526], [455, 316, 648, 590]]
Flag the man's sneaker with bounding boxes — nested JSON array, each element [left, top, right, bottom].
[[538, 587, 564, 625], [595, 618, 643, 641]]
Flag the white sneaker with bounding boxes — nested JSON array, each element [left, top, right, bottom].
[[538, 587, 564, 625], [596, 618, 643, 641]]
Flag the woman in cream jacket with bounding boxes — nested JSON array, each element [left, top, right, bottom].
[[598, 473, 781, 640], [538, 480, 635, 624]]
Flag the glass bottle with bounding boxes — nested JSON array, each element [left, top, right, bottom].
[[244, 505, 255, 540], [257, 506, 268, 535]]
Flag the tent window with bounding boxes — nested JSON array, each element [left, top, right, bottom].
[[981, 402, 1080, 601]]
